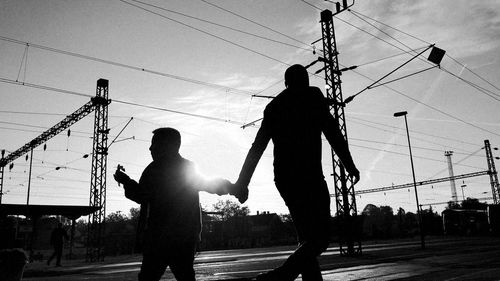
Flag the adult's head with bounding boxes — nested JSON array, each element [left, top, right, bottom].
[[284, 64, 309, 88], [150, 127, 181, 161]]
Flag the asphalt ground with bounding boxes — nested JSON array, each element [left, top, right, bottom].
[[21, 236, 500, 281]]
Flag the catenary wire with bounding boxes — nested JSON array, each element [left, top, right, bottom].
[[349, 116, 480, 149], [0, 76, 244, 125], [346, 10, 500, 102], [129, 0, 313, 52], [0, 36, 255, 96], [296, 3, 500, 103], [222, 2, 500, 137], [200, 0, 312, 48], [350, 9, 500, 95], [119, 0, 292, 67]]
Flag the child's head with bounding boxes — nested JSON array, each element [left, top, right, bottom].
[[150, 127, 181, 160]]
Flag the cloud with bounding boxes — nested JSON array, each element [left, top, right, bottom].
[[358, 0, 500, 59]]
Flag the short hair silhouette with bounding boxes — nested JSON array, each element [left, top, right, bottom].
[[152, 127, 181, 151], [284, 64, 309, 88]]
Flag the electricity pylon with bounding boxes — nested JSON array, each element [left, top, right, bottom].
[[320, 4, 361, 256]]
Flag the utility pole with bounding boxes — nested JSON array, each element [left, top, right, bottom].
[[445, 151, 458, 203], [26, 149, 34, 206], [320, 1, 361, 256]]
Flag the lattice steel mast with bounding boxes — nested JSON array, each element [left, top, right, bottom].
[[359, 140, 498, 204], [485, 140, 499, 204], [320, 7, 361, 256], [0, 79, 110, 262], [0, 80, 109, 205], [86, 79, 110, 262]]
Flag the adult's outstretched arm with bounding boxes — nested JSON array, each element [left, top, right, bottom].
[[319, 92, 360, 184], [235, 114, 272, 202]]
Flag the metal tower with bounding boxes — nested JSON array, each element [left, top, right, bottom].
[[0, 81, 109, 205], [86, 79, 110, 262], [445, 151, 458, 203], [0, 151, 4, 204], [320, 9, 361, 256], [485, 140, 499, 204], [360, 140, 499, 206]]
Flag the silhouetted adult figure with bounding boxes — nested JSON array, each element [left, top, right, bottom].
[[47, 223, 68, 267], [114, 127, 235, 281], [234, 64, 360, 281]]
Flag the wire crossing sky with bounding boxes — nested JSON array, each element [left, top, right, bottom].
[[1, 0, 499, 216]]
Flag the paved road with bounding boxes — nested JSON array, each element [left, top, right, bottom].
[[23, 236, 500, 280]]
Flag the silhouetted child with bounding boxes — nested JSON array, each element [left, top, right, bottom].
[[114, 127, 235, 281]]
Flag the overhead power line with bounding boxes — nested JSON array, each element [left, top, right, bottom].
[[347, 69, 500, 137], [0, 121, 90, 136], [0, 110, 67, 117], [426, 147, 486, 180], [345, 10, 500, 102], [0, 77, 93, 98], [350, 137, 479, 157], [355, 46, 429, 68], [298, 0, 324, 11], [200, 0, 312, 48], [128, 0, 313, 52], [113, 99, 242, 125], [119, 0, 292, 67], [226, 2, 500, 138], [0, 76, 243, 125], [298, 4, 500, 105], [350, 143, 484, 171], [349, 9, 500, 96], [0, 36, 255, 96], [349, 116, 480, 149], [0, 110, 133, 121]]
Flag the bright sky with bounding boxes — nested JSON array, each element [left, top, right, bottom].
[[1, 0, 499, 217]]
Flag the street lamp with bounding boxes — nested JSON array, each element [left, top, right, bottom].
[[394, 111, 425, 249]]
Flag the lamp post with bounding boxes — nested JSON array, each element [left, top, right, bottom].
[[394, 111, 425, 249]]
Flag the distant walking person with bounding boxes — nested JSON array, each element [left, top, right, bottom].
[[234, 64, 360, 281], [114, 127, 236, 281], [47, 223, 68, 267]]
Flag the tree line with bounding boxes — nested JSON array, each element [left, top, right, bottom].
[[72, 198, 490, 256]]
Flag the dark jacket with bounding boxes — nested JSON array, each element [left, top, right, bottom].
[[123, 154, 229, 252]]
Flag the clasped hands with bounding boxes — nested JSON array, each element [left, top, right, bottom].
[[113, 166, 249, 204], [228, 180, 249, 204]]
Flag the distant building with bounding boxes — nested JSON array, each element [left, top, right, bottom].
[[442, 209, 489, 235], [200, 212, 295, 250]]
